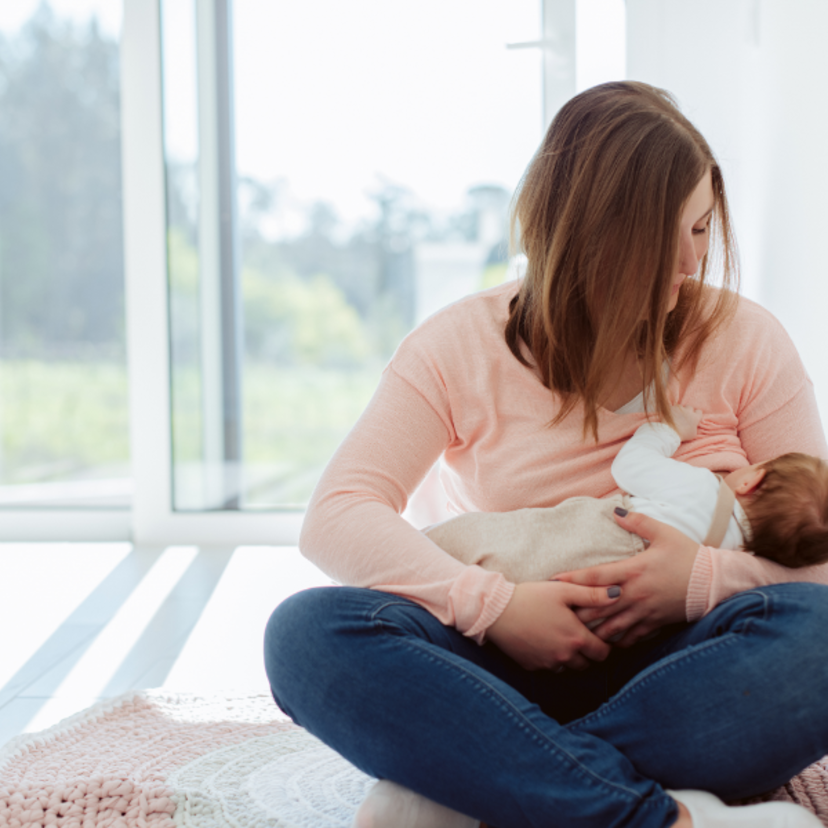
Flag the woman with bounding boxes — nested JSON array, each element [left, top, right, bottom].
[[264, 82, 828, 828]]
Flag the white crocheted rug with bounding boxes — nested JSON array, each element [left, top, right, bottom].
[[0, 690, 827, 827]]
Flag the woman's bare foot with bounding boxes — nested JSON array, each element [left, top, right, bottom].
[[672, 802, 693, 827]]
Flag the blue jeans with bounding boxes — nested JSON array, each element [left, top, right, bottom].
[[264, 583, 828, 828]]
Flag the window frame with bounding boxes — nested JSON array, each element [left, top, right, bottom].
[[122, 0, 303, 545]]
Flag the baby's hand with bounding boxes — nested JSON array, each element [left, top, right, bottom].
[[669, 405, 703, 441]]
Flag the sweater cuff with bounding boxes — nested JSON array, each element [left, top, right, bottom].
[[685, 545, 713, 622], [465, 579, 516, 645]]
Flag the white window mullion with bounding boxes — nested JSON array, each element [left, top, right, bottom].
[[541, 0, 577, 127], [121, 0, 174, 545], [121, 0, 302, 546]]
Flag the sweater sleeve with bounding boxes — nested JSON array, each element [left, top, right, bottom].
[[685, 326, 828, 621], [299, 364, 515, 641], [686, 544, 828, 621]]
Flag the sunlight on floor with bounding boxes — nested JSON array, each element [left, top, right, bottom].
[[163, 546, 334, 695], [0, 544, 133, 690], [26, 546, 198, 732], [0, 542, 332, 744]]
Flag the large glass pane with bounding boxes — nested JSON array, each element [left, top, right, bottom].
[[163, 0, 542, 511], [235, 1, 541, 510], [0, 1, 129, 509]]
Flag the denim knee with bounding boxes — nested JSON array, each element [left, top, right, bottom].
[[737, 581, 828, 639], [763, 581, 828, 627], [741, 582, 828, 715], [264, 587, 337, 719]]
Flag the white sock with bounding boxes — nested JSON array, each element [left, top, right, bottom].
[[669, 789, 823, 828], [352, 779, 480, 828]]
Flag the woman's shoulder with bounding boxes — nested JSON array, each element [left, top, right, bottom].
[[692, 289, 808, 399], [386, 281, 522, 417], [393, 280, 519, 363], [696, 288, 793, 352], [726, 292, 789, 336]]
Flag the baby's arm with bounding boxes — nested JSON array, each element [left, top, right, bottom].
[[611, 407, 708, 502]]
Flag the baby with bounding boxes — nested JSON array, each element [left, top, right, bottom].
[[425, 406, 828, 582]]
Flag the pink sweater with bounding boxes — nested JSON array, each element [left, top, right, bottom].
[[300, 281, 828, 640]]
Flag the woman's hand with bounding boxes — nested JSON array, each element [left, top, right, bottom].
[[486, 580, 623, 671], [555, 511, 699, 647]]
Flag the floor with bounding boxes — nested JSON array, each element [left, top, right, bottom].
[[0, 542, 332, 748]]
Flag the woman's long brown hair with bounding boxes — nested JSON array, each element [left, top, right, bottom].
[[506, 81, 739, 440]]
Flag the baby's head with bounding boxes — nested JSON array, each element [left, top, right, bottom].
[[739, 453, 828, 568]]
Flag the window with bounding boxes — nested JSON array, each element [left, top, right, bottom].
[[0, 2, 130, 530], [2, 0, 624, 542], [160, 0, 544, 512]]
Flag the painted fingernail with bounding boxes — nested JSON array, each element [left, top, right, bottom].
[[614, 507, 628, 517], [607, 586, 621, 598]]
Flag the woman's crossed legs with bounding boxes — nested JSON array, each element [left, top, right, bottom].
[[264, 583, 828, 828]]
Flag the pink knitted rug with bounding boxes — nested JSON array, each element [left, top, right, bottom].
[[740, 764, 828, 824], [0, 691, 826, 827], [0, 692, 375, 828]]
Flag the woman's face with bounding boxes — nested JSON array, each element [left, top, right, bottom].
[[669, 169, 715, 310]]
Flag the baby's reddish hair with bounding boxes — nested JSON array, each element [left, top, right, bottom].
[[743, 453, 828, 567]]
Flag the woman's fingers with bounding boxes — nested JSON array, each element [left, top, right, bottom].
[[575, 602, 625, 624], [615, 623, 657, 648], [575, 627, 616, 663], [590, 610, 652, 644], [557, 512, 688, 587], [550, 583, 621, 665], [559, 513, 700, 643], [553, 513, 664, 588], [486, 581, 618, 671], [563, 653, 592, 671], [557, 581, 622, 609], [555, 559, 630, 587], [608, 620, 657, 648], [613, 509, 698, 549]]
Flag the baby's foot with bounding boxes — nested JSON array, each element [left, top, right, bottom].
[[670, 789, 823, 827], [352, 779, 480, 828]]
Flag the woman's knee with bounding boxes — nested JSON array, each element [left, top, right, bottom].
[[266, 586, 329, 651], [711, 581, 828, 634], [761, 581, 828, 635], [752, 583, 828, 703], [264, 586, 398, 718], [698, 583, 828, 701], [264, 587, 343, 716]]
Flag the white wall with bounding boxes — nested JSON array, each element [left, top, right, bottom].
[[627, 0, 828, 423]]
